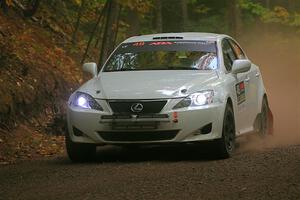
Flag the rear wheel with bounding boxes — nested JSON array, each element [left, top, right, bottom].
[[215, 104, 236, 159], [65, 133, 96, 162]]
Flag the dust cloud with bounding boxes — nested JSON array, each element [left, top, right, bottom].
[[238, 31, 300, 151]]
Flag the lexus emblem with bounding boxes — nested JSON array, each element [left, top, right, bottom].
[[131, 103, 143, 113]]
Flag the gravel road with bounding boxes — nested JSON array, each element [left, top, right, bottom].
[[0, 143, 299, 200]]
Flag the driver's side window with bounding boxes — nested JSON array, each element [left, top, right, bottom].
[[222, 39, 237, 71]]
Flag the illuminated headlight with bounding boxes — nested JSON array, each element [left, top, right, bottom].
[[173, 90, 214, 109], [70, 92, 103, 111]]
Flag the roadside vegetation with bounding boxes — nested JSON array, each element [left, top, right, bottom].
[[0, 0, 299, 163]]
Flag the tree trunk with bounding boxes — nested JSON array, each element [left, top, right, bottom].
[[72, 0, 86, 44], [265, 0, 270, 9], [81, 2, 108, 64], [112, 6, 122, 49], [161, 0, 183, 32], [23, 0, 41, 17], [0, 0, 9, 14], [228, 0, 241, 38], [181, 0, 188, 31], [288, 0, 296, 12], [98, 0, 120, 67], [94, 19, 105, 48], [126, 8, 140, 37], [263, 0, 271, 34], [155, 0, 162, 33]]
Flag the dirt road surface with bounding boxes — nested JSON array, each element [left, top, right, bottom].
[[1, 34, 299, 200], [0, 144, 300, 200]]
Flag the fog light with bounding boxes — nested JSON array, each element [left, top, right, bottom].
[[192, 123, 212, 136], [200, 123, 212, 135], [73, 126, 84, 136]]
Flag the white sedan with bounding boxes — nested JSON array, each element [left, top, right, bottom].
[[66, 32, 273, 161]]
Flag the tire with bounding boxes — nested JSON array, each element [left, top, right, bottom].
[[65, 133, 96, 162], [215, 104, 236, 159], [259, 98, 269, 136]]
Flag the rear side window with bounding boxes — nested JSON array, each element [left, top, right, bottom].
[[222, 39, 237, 71]]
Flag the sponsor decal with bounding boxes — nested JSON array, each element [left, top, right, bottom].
[[236, 81, 246, 105], [132, 42, 145, 47], [131, 41, 173, 47], [149, 41, 173, 46]]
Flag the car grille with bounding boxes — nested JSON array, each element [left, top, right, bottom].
[[98, 130, 179, 142], [108, 100, 167, 114]]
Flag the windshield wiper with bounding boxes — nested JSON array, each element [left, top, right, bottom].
[[106, 68, 136, 72]]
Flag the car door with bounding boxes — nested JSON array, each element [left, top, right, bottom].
[[228, 39, 260, 131], [221, 39, 250, 134]]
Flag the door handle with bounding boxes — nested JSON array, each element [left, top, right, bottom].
[[244, 77, 250, 82], [255, 72, 260, 77]]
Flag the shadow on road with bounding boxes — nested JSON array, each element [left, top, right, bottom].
[[54, 143, 224, 165], [96, 143, 220, 162]]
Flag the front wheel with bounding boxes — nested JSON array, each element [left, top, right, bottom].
[[65, 133, 96, 162], [215, 104, 236, 159], [259, 98, 270, 136]]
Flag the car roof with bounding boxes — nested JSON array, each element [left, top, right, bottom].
[[123, 32, 228, 43]]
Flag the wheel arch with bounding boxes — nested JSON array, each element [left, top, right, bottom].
[[226, 97, 236, 128], [263, 93, 269, 106], [224, 96, 237, 136], [226, 97, 233, 109], [258, 92, 269, 113], [253, 93, 269, 132]]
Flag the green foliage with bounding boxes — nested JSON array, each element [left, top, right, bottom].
[[189, 14, 229, 34], [290, 13, 300, 26], [119, 0, 152, 14], [193, 4, 211, 15], [262, 6, 289, 24], [240, 0, 300, 28], [239, 0, 268, 16]]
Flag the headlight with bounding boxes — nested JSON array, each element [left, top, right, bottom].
[[173, 90, 214, 109], [70, 92, 103, 111]]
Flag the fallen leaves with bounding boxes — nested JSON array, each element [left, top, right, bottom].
[[0, 14, 82, 131], [0, 4, 86, 165], [0, 125, 65, 164]]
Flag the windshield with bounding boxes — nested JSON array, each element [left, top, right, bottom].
[[103, 41, 218, 72]]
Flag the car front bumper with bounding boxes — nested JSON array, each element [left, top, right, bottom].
[[66, 102, 226, 145]]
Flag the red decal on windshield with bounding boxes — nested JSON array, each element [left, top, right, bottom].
[[132, 42, 145, 46], [149, 41, 174, 46]]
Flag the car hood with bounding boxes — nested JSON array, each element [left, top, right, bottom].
[[79, 71, 219, 99]]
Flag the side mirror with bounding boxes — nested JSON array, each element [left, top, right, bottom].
[[83, 62, 97, 77], [232, 59, 251, 74]]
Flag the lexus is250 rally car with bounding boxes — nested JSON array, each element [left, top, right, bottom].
[[66, 32, 273, 161]]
